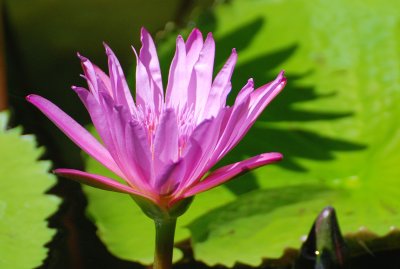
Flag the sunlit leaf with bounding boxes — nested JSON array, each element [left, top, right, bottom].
[[0, 112, 60, 269], [185, 0, 400, 266]]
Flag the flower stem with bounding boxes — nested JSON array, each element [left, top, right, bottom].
[[153, 217, 177, 269]]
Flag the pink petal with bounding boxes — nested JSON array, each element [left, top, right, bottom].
[[26, 94, 123, 176], [248, 71, 286, 122], [166, 35, 187, 110], [73, 87, 144, 186], [104, 43, 137, 115], [202, 49, 238, 119], [125, 121, 154, 187], [183, 152, 283, 197], [140, 27, 164, 113], [234, 78, 254, 105], [72, 86, 117, 161], [169, 119, 212, 192], [211, 96, 252, 162], [77, 54, 101, 99], [222, 72, 286, 153], [185, 28, 204, 71], [92, 63, 113, 97], [174, 109, 226, 192], [153, 109, 179, 173], [78, 54, 114, 99], [154, 160, 181, 195], [98, 93, 153, 191], [212, 72, 286, 163], [54, 168, 156, 202], [190, 33, 216, 121]]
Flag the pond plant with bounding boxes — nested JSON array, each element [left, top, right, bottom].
[[27, 28, 286, 269]]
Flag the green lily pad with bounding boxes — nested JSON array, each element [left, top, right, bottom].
[[0, 112, 60, 269], [185, 0, 400, 266], [83, 0, 400, 266]]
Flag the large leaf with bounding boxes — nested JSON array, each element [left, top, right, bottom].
[[185, 0, 400, 266], [84, 0, 400, 266], [0, 112, 60, 268]]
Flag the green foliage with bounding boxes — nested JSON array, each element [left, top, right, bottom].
[[0, 112, 60, 269], [186, 0, 400, 266], [84, 0, 400, 266]]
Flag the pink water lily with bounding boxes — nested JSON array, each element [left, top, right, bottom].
[[27, 28, 286, 207]]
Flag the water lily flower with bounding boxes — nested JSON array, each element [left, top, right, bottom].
[[27, 28, 285, 207], [27, 28, 286, 269]]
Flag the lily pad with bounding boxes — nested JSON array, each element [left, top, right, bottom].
[[185, 0, 400, 266], [0, 112, 60, 269]]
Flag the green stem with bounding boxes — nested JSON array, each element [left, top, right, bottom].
[[153, 217, 177, 269]]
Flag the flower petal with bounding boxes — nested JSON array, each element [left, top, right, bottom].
[[235, 78, 254, 105], [72, 86, 114, 151], [78, 54, 98, 97], [104, 43, 137, 115], [183, 152, 283, 197], [26, 94, 122, 176], [54, 168, 156, 202], [212, 72, 286, 163], [98, 93, 153, 191], [139, 27, 164, 113], [211, 96, 252, 162], [202, 49, 238, 119], [153, 109, 179, 172], [190, 33, 216, 121], [125, 120, 154, 186], [248, 71, 286, 122], [133, 46, 154, 111], [174, 109, 226, 193], [154, 160, 181, 195], [166, 35, 187, 110], [185, 28, 204, 71]]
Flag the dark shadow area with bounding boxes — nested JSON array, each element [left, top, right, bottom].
[[214, 17, 264, 66]]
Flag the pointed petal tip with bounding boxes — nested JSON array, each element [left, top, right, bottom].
[[26, 94, 45, 104], [140, 26, 150, 36], [279, 70, 286, 79], [261, 152, 283, 162], [77, 52, 88, 62], [205, 32, 215, 43], [25, 94, 32, 100], [190, 28, 202, 37], [131, 45, 139, 57], [103, 42, 113, 55]]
